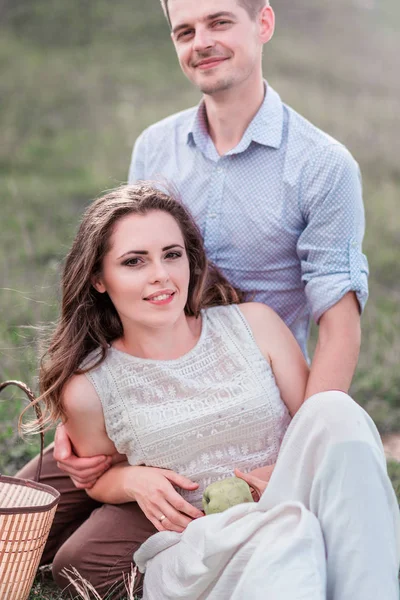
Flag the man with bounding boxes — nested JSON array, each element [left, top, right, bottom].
[[19, 0, 371, 595], [129, 0, 368, 396]]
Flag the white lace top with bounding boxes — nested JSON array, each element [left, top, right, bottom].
[[85, 304, 291, 509]]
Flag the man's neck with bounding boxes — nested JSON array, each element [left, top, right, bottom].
[[203, 78, 265, 156]]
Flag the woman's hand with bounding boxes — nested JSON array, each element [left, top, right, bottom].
[[125, 466, 204, 533], [234, 464, 275, 500]]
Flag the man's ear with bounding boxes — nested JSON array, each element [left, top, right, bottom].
[[259, 6, 275, 45], [92, 276, 107, 294]]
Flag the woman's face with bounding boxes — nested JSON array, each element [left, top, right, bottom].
[[93, 210, 191, 331]]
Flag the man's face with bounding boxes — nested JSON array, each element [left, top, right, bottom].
[[169, 0, 264, 96]]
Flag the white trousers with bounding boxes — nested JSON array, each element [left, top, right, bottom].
[[135, 392, 400, 599]]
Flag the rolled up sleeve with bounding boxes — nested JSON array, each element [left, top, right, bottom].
[[297, 143, 369, 324]]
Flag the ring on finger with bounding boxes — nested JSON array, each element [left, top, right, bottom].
[[159, 514, 167, 523]]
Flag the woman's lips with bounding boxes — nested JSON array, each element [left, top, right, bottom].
[[145, 292, 175, 306]]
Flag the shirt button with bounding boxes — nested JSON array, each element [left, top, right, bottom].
[[351, 242, 357, 248], [208, 213, 217, 219], [216, 166, 223, 173]]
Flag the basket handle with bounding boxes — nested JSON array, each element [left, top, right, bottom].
[[0, 380, 44, 482]]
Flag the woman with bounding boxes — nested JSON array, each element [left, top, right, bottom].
[[28, 183, 399, 599]]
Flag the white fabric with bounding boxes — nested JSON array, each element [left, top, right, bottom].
[[85, 304, 290, 509], [136, 501, 326, 600], [134, 391, 400, 600]]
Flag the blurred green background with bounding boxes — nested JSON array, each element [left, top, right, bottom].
[[1, 0, 399, 472]]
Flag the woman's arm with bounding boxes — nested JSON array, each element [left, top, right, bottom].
[[61, 373, 118, 457], [62, 373, 203, 532], [239, 302, 310, 417], [53, 376, 127, 487], [87, 461, 203, 532], [86, 460, 134, 503]]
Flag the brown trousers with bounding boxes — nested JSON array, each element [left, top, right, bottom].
[[17, 446, 157, 598]]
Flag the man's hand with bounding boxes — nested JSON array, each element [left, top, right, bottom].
[[53, 423, 112, 489], [234, 464, 275, 500]]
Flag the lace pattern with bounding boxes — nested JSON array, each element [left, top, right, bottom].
[[86, 305, 291, 509]]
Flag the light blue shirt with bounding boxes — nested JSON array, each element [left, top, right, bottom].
[[128, 84, 368, 358]]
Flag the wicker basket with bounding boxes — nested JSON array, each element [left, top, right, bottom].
[[0, 380, 60, 600]]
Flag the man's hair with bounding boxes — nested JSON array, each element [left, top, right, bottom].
[[160, 0, 269, 28]]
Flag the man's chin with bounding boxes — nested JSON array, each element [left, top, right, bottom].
[[198, 77, 235, 96]]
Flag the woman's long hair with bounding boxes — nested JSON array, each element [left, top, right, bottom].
[[23, 182, 244, 431]]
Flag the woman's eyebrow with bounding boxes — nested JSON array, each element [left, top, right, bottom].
[[118, 244, 184, 259], [162, 244, 184, 251]]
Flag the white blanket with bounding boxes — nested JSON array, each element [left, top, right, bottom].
[[134, 498, 327, 599]]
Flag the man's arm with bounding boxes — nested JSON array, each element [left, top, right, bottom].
[[53, 424, 113, 489], [305, 291, 361, 399], [297, 143, 368, 396]]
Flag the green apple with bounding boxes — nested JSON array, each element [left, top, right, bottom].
[[202, 477, 254, 515]]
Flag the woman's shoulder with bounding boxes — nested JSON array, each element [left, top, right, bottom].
[[203, 303, 280, 357], [62, 347, 112, 416], [62, 371, 103, 418], [61, 371, 117, 458], [237, 302, 287, 361], [203, 302, 279, 330], [238, 302, 280, 326]]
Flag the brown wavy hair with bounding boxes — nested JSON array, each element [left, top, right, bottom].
[[23, 182, 244, 431]]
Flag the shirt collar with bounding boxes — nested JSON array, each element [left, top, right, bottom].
[[185, 102, 210, 155], [185, 82, 284, 154]]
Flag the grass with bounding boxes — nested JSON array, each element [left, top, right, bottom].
[[27, 566, 141, 599], [387, 461, 400, 501]]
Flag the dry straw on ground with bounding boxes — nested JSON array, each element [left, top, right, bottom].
[[62, 565, 140, 600]]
